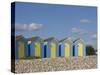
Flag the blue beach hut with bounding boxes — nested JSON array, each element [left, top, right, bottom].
[[44, 37, 58, 58], [15, 35, 28, 59], [73, 38, 86, 57], [59, 37, 73, 57], [29, 37, 44, 58]]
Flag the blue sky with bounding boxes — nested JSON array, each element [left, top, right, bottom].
[[14, 2, 97, 49]]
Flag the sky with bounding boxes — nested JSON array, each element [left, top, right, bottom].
[[14, 2, 97, 49]]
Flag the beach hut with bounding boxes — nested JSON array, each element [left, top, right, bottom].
[[29, 37, 44, 58], [73, 38, 86, 57], [15, 35, 28, 59], [44, 37, 58, 58], [59, 37, 73, 57]]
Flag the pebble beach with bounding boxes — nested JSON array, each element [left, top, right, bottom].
[[14, 55, 97, 73]]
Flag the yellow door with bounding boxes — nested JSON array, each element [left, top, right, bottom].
[[18, 42, 24, 59], [78, 43, 83, 56], [65, 43, 70, 57], [35, 42, 41, 57], [51, 43, 56, 58]]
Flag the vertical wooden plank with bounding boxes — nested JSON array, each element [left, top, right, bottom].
[[78, 43, 83, 56], [75, 45, 78, 56], [70, 45, 73, 57], [50, 43, 56, 58], [47, 43, 50, 58], [57, 43, 60, 57], [43, 44, 47, 58], [15, 42, 18, 59], [18, 42, 24, 58], [65, 43, 70, 57], [35, 42, 41, 57], [41, 43, 44, 58], [24, 41, 29, 57], [30, 42, 34, 57], [61, 44, 64, 57], [83, 44, 86, 56]]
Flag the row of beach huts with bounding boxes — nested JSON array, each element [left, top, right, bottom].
[[15, 35, 86, 59]]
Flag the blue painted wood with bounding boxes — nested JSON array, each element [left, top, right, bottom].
[[24, 41, 29, 57], [30, 37, 44, 58], [59, 44, 61, 57], [41, 43, 45, 58], [46, 42, 50, 58], [61, 44, 64, 57], [27, 43, 30, 56], [62, 43, 72, 57], [73, 39, 86, 57], [72, 45, 75, 56], [60, 38, 74, 57], [83, 44, 86, 56], [70, 44, 73, 57], [56, 43, 59, 57], [30, 42, 34, 57], [43, 43, 47, 58], [74, 44, 78, 56], [57, 43, 63, 57], [16, 37, 86, 59]]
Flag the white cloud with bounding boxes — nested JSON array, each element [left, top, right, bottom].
[[72, 27, 97, 39], [15, 23, 43, 31], [71, 27, 88, 35], [91, 34, 97, 39], [80, 19, 91, 23]]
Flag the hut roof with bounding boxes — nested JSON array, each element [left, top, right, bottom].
[[27, 36, 43, 42], [16, 35, 24, 39], [16, 35, 27, 42], [44, 37, 58, 42], [59, 37, 68, 42], [59, 37, 73, 43], [73, 38, 84, 43]]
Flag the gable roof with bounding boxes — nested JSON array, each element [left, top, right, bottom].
[[59, 37, 68, 43], [73, 38, 84, 43], [16, 35, 28, 42], [27, 36, 43, 42], [44, 37, 58, 42], [59, 37, 73, 43], [16, 35, 24, 39]]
